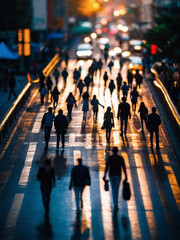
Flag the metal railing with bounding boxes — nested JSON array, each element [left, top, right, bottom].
[[151, 67, 180, 139], [0, 53, 60, 144]]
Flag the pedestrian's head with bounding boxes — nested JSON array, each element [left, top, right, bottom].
[[107, 106, 111, 112], [112, 147, 118, 155], [124, 81, 126, 85], [152, 107, 156, 113], [77, 158, 82, 165], [136, 70, 139, 74], [93, 95, 96, 99], [48, 107, 53, 113], [58, 109, 63, 115], [133, 87, 136, 90], [122, 96, 126, 102], [111, 79, 113, 82], [141, 102, 145, 107], [44, 158, 51, 166], [69, 92, 72, 96], [105, 71, 107, 74]]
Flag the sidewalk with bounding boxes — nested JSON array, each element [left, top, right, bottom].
[[0, 75, 28, 122]]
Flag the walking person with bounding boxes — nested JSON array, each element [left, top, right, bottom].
[[73, 68, 80, 84], [121, 82, 129, 97], [66, 92, 77, 119], [117, 96, 131, 136], [108, 59, 114, 74], [109, 79, 116, 96], [98, 58, 103, 76], [103, 107, 114, 143], [84, 73, 91, 92], [116, 72, 122, 94], [41, 107, 54, 149], [138, 102, 148, 132], [77, 79, 85, 98], [40, 82, 46, 105], [127, 69, 133, 89], [103, 71, 108, 87], [46, 76, 53, 101], [8, 72, 17, 100], [62, 68, 68, 87], [146, 107, 161, 149], [103, 147, 127, 211], [134, 70, 143, 89], [37, 158, 55, 215], [51, 86, 60, 110], [82, 91, 89, 121], [69, 158, 91, 215], [54, 69, 60, 85], [54, 109, 69, 150], [91, 95, 104, 122], [130, 87, 140, 115]]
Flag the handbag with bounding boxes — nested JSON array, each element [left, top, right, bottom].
[[104, 179, 109, 191], [123, 180, 131, 200], [101, 121, 106, 129]]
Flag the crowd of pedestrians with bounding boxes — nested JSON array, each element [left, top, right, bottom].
[[37, 54, 162, 218]]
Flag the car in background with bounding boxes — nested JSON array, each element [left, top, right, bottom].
[[129, 39, 143, 53], [97, 37, 109, 50], [128, 55, 143, 74], [76, 43, 93, 59]]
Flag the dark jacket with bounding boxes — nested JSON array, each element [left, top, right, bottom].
[[70, 164, 91, 187], [118, 102, 131, 119], [146, 112, 161, 131], [106, 154, 125, 176], [37, 167, 55, 186], [54, 114, 68, 133]]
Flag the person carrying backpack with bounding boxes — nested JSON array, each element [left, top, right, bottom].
[[117, 96, 131, 136]]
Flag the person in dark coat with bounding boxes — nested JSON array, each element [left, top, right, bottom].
[[121, 81, 129, 97], [138, 102, 148, 132], [69, 158, 91, 214], [117, 96, 131, 136], [41, 107, 54, 149], [54, 109, 68, 150], [146, 107, 161, 149], [37, 158, 55, 215], [77, 79, 85, 98], [46, 76, 53, 101], [84, 73, 91, 91], [103, 147, 127, 211], [62, 68, 68, 86], [109, 79, 116, 96], [8, 72, 17, 99], [91, 95, 104, 122], [127, 70, 133, 89], [134, 70, 143, 89], [130, 87, 140, 114], [51, 86, 60, 110], [103, 106, 114, 143], [116, 72, 122, 94], [103, 71, 108, 87], [66, 92, 77, 119]]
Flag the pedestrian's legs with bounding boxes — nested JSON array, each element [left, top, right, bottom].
[[124, 118, 128, 135], [155, 130, 159, 148], [41, 184, 52, 212], [45, 127, 51, 147], [110, 176, 121, 209], [140, 117, 144, 131], [61, 133, 65, 149], [150, 131, 154, 147], [12, 89, 17, 98], [74, 186, 80, 211], [8, 88, 13, 99], [56, 132, 60, 149], [106, 127, 111, 142], [120, 117, 123, 135], [94, 111, 98, 121]]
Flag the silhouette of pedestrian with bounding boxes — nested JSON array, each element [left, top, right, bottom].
[[77, 79, 85, 98], [62, 68, 68, 87], [117, 96, 131, 136], [73, 68, 80, 84], [146, 107, 161, 149], [51, 86, 60, 110], [54, 69, 60, 85], [109, 79, 116, 96], [41, 107, 54, 149], [66, 92, 77, 119], [138, 102, 148, 132], [82, 91, 89, 121], [54, 109, 68, 150], [98, 58, 103, 75], [37, 158, 55, 215], [134, 70, 143, 89], [84, 74, 91, 92], [46, 76, 53, 101], [103, 147, 127, 211], [3, 69, 8, 92], [103, 71, 108, 87], [103, 107, 114, 143], [8, 72, 17, 99], [121, 82, 129, 97], [130, 87, 140, 114], [69, 158, 91, 215], [127, 70, 133, 89], [116, 73, 122, 94], [108, 59, 114, 74], [91, 95, 104, 122], [40, 82, 46, 105]]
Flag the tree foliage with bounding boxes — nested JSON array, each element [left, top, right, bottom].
[[143, 14, 180, 63], [0, 0, 31, 31]]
